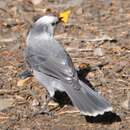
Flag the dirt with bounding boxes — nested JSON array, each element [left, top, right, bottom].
[[0, 0, 130, 130]]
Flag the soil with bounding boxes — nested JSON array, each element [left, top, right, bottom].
[[0, 0, 130, 130]]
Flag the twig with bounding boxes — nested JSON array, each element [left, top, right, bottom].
[[55, 34, 116, 43], [0, 37, 18, 43], [56, 110, 80, 115], [66, 48, 93, 52], [0, 89, 19, 95], [116, 79, 130, 85], [0, 8, 7, 13]]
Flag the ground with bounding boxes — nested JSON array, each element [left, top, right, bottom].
[[0, 0, 130, 130]]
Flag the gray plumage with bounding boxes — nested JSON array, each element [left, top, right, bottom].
[[25, 16, 112, 116]]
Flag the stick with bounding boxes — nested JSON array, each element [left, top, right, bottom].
[[55, 34, 116, 43], [0, 89, 19, 95]]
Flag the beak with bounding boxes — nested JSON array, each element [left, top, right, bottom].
[[58, 10, 71, 23]]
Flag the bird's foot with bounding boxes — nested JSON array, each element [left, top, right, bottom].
[[31, 107, 54, 117], [30, 93, 54, 118]]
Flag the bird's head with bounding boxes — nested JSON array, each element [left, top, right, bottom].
[[28, 11, 71, 38], [29, 15, 64, 37], [36, 15, 59, 27]]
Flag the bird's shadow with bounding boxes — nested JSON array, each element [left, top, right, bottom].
[[78, 67, 121, 124], [77, 67, 96, 91], [53, 67, 121, 124], [54, 91, 73, 107], [85, 112, 121, 124]]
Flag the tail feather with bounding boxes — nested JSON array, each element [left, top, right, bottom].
[[63, 80, 112, 116]]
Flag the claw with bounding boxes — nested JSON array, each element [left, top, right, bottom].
[[31, 108, 54, 117], [31, 92, 54, 117]]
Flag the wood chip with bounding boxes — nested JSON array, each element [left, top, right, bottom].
[[17, 77, 32, 87]]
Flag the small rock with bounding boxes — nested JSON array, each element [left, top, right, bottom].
[[30, 0, 42, 5], [94, 48, 105, 56], [121, 92, 130, 110], [76, 8, 83, 15], [5, 18, 17, 28], [121, 100, 130, 110], [0, 98, 15, 111], [31, 99, 40, 107], [113, 61, 127, 73]]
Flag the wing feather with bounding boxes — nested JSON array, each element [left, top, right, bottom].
[[26, 44, 77, 83]]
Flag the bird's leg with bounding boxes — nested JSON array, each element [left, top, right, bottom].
[[40, 92, 53, 115], [32, 92, 53, 117]]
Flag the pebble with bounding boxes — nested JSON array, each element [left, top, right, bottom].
[[31, 99, 40, 107], [0, 98, 15, 111], [121, 92, 130, 110], [94, 47, 105, 56], [76, 8, 83, 15], [31, 0, 42, 5]]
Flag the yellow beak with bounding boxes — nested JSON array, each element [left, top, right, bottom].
[[58, 10, 71, 23]]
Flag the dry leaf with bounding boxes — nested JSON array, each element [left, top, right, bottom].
[[17, 77, 32, 87], [79, 63, 90, 70], [94, 48, 105, 56]]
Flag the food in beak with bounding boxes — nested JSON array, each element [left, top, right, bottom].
[[58, 10, 71, 23]]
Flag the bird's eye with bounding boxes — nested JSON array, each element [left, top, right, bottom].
[[52, 22, 56, 26]]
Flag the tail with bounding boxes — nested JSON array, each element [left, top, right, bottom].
[[63, 80, 112, 116]]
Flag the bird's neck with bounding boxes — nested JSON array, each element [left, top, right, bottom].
[[43, 24, 54, 37], [42, 32, 53, 39]]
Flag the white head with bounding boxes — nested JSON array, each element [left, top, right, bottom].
[[36, 16, 59, 25], [29, 15, 59, 37]]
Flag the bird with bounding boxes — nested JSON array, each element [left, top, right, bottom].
[[25, 15, 112, 116]]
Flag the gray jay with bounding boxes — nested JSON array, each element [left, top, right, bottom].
[[25, 15, 112, 116]]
